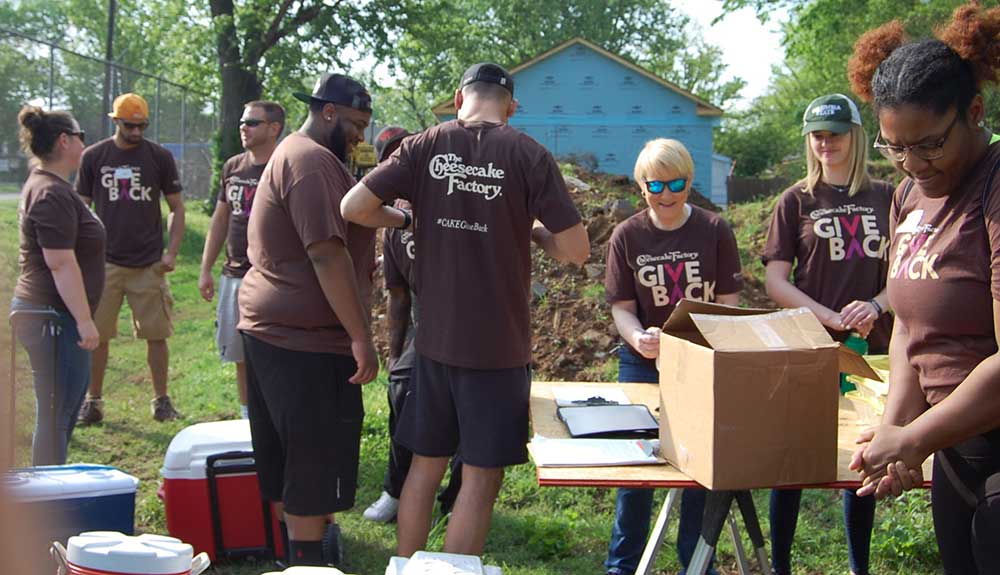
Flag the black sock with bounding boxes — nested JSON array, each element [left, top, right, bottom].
[[288, 540, 324, 566]]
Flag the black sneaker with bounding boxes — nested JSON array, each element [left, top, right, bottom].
[[321, 522, 343, 567], [151, 396, 181, 422], [78, 397, 104, 425]]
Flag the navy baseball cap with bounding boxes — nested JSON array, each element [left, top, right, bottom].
[[293, 73, 372, 113], [461, 63, 514, 95]]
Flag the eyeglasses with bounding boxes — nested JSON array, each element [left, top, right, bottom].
[[65, 130, 85, 144], [239, 119, 267, 127], [644, 177, 687, 194], [119, 120, 148, 131], [873, 113, 959, 162]]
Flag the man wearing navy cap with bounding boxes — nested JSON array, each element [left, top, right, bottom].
[[342, 63, 589, 556], [238, 73, 377, 566]]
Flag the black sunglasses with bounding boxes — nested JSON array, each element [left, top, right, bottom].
[[65, 130, 85, 144], [239, 119, 267, 127], [119, 120, 148, 130]]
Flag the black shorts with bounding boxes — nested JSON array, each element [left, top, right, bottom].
[[396, 352, 531, 468], [241, 333, 364, 516]]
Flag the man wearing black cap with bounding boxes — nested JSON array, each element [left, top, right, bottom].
[[363, 126, 464, 524], [342, 63, 590, 556], [237, 73, 377, 566]]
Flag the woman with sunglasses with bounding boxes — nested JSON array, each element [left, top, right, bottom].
[[11, 105, 105, 465], [603, 138, 742, 575], [760, 93, 893, 575], [845, 4, 1000, 573]]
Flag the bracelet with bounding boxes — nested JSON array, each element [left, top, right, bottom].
[[397, 208, 412, 230], [869, 298, 883, 315]]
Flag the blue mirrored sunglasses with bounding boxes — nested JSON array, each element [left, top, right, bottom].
[[644, 177, 687, 194]]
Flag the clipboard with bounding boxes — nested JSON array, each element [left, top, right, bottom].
[[556, 404, 659, 438]]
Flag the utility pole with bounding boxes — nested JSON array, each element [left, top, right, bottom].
[[101, 0, 117, 138]]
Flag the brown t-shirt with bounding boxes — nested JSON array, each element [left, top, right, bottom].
[[76, 138, 182, 268], [362, 119, 582, 369], [383, 226, 418, 376], [887, 142, 1000, 405], [237, 132, 376, 354], [15, 168, 106, 313], [219, 152, 264, 278], [762, 180, 894, 351], [605, 206, 743, 350]]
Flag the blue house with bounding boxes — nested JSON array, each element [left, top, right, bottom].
[[432, 38, 731, 206]]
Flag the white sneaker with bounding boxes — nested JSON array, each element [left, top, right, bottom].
[[363, 491, 400, 522]]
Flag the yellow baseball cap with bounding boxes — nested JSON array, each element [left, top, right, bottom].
[[108, 93, 149, 121]]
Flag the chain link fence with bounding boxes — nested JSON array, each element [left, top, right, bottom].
[[0, 28, 218, 198]]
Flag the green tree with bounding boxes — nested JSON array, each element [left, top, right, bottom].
[[715, 0, 996, 179], [378, 0, 745, 130]]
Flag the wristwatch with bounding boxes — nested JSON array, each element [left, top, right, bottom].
[[397, 208, 412, 230]]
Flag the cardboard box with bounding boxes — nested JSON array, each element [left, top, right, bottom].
[[657, 300, 881, 490]]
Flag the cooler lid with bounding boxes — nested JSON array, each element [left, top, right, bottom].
[[67, 532, 192, 574], [160, 420, 253, 480], [3, 465, 139, 503]]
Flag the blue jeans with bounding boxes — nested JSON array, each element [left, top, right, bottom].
[[10, 298, 91, 466], [769, 488, 875, 575], [606, 346, 717, 575]]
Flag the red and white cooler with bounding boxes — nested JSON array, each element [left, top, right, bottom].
[[56, 532, 209, 575], [158, 420, 283, 562]]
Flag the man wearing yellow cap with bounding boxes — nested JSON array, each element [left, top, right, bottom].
[[75, 92, 186, 423]]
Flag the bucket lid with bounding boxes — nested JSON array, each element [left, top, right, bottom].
[[3, 465, 139, 503], [67, 532, 193, 574], [160, 420, 253, 480]]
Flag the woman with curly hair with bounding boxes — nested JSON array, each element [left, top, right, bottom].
[[846, 2, 1000, 572]]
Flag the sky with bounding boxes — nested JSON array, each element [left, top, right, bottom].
[[673, 0, 788, 109]]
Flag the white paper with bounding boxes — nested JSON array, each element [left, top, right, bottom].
[[551, 386, 631, 407], [528, 436, 661, 467]]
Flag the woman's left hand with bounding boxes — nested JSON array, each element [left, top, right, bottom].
[[840, 300, 878, 335], [852, 425, 926, 498]]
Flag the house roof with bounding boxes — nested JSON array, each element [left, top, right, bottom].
[[430, 37, 725, 118]]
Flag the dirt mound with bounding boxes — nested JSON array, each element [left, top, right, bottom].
[[370, 165, 766, 381]]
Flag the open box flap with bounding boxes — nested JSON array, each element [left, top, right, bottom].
[[839, 344, 883, 381], [689, 307, 836, 352], [660, 299, 772, 345]]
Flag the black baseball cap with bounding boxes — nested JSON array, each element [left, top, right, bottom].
[[801, 93, 861, 135], [461, 63, 514, 95], [293, 73, 372, 113], [374, 126, 411, 162]]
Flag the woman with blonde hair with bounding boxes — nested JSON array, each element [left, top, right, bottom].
[[603, 138, 742, 575], [761, 94, 894, 575]]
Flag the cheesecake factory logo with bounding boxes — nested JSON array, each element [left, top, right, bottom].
[[100, 165, 154, 202], [400, 230, 415, 260], [429, 153, 505, 201], [889, 209, 939, 280], [809, 204, 886, 261], [635, 251, 716, 305], [225, 175, 258, 216]]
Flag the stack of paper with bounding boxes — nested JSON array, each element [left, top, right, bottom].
[[527, 435, 661, 467]]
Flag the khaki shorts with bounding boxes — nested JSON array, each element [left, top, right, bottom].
[[94, 262, 174, 342]]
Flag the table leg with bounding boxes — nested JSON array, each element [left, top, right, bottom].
[[635, 488, 680, 575], [735, 491, 772, 574], [726, 511, 751, 575], [688, 490, 735, 575]]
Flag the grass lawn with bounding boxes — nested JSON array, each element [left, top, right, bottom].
[[0, 199, 940, 574]]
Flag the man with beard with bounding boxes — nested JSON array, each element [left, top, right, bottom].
[[237, 74, 378, 566], [341, 63, 589, 557], [198, 101, 284, 419], [76, 92, 186, 424]]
